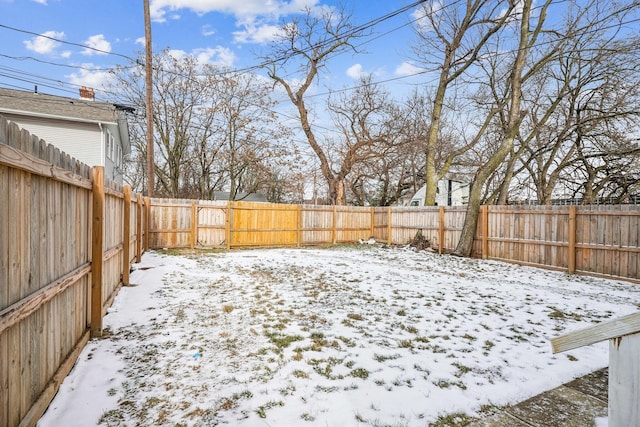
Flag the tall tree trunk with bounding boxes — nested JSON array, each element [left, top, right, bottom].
[[455, 0, 536, 256]]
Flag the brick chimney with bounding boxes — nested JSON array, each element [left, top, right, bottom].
[[79, 86, 95, 101]]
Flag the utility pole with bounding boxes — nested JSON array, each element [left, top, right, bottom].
[[144, 0, 154, 196]]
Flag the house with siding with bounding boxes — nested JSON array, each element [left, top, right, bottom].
[[408, 178, 470, 206], [0, 86, 132, 183]]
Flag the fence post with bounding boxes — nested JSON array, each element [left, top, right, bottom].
[[122, 185, 131, 285], [387, 207, 392, 245], [136, 193, 143, 262], [190, 200, 197, 249], [568, 205, 577, 274], [439, 206, 445, 254], [297, 204, 303, 247], [91, 166, 104, 337], [226, 201, 232, 250], [332, 206, 337, 244], [370, 207, 375, 238], [144, 197, 150, 251], [481, 205, 489, 259]]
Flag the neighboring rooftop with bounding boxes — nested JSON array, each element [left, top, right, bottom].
[[0, 86, 130, 124]]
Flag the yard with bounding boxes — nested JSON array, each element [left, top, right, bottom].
[[38, 245, 640, 426]]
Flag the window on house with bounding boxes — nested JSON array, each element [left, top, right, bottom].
[[106, 135, 112, 160]]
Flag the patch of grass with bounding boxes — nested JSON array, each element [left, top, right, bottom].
[[222, 304, 234, 313], [374, 353, 402, 362], [255, 400, 284, 418], [398, 339, 414, 349], [396, 309, 407, 316], [567, 354, 578, 361], [266, 333, 304, 351], [453, 362, 472, 377], [483, 340, 495, 352], [350, 368, 369, 379], [431, 412, 472, 426], [300, 412, 316, 421], [293, 369, 309, 378], [315, 385, 340, 393], [347, 313, 364, 321], [98, 409, 125, 426]]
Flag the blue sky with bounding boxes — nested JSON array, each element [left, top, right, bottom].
[[0, 0, 426, 102]]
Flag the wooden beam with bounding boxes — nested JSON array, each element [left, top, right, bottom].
[[568, 205, 576, 274], [551, 311, 640, 353], [136, 193, 143, 263], [144, 197, 151, 251], [0, 142, 92, 189], [190, 200, 197, 249], [122, 185, 131, 284], [0, 263, 91, 335], [387, 207, 392, 245], [481, 205, 489, 259], [297, 204, 303, 247], [225, 201, 231, 251], [332, 206, 337, 244], [438, 206, 445, 254], [91, 166, 104, 337]]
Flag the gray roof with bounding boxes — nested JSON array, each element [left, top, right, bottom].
[[0, 87, 126, 124]]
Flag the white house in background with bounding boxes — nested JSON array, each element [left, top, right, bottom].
[[0, 86, 132, 184], [408, 178, 470, 206]]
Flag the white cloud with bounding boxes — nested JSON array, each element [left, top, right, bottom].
[[168, 46, 236, 67], [394, 61, 425, 77], [135, 36, 146, 46], [150, 0, 319, 22], [233, 22, 280, 44], [202, 24, 216, 36], [82, 34, 112, 56], [24, 30, 64, 55], [31, 0, 47, 4], [66, 65, 114, 91], [346, 64, 365, 79], [149, 0, 320, 46], [193, 46, 236, 67]]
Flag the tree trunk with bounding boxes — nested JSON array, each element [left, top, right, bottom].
[[454, 0, 535, 256]]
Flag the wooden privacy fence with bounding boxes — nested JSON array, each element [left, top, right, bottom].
[[148, 200, 466, 252], [149, 200, 640, 282], [0, 117, 148, 427]]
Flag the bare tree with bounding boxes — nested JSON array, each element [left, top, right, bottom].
[[411, 0, 516, 206], [112, 49, 294, 199], [455, 0, 547, 256], [265, 6, 368, 205]]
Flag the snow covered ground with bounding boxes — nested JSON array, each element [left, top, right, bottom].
[[38, 245, 640, 427]]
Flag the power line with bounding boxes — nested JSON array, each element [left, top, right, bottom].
[[0, 23, 137, 62]]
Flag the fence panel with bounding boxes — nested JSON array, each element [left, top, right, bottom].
[[103, 180, 124, 309], [148, 199, 192, 248], [335, 206, 372, 243], [487, 205, 571, 269], [231, 201, 298, 247], [575, 205, 640, 279], [0, 119, 93, 427], [302, 205, 334, 244], [387, 206, 440, 245], [196, 201, 227, 247]]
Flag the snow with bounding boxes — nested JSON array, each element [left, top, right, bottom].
[[38, 245, 639, 426]]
